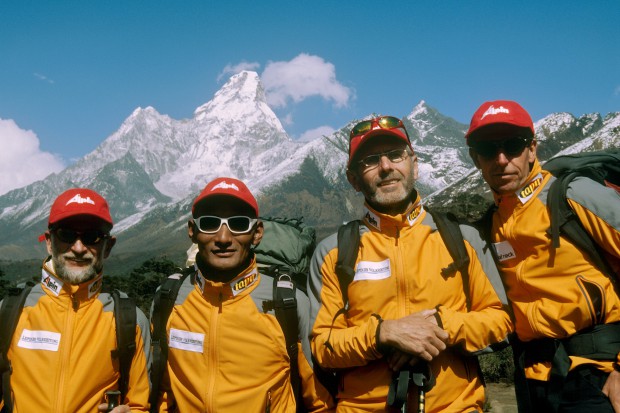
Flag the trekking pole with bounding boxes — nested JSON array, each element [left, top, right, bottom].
[[418, 382, 426, 413]]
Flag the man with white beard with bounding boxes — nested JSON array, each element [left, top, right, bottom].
[[0, 188, 151, 413]]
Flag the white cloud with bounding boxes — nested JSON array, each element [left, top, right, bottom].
[[261, 54, 353, 109], [34, 72, 54, 84], [217, 61, 261, 82], [0, 118, 65, 196], [281, 113, 294, 126], [298, 125, 335, 142]]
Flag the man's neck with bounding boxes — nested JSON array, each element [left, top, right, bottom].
[[195, 255, 252, 283]]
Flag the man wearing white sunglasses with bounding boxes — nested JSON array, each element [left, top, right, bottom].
[[150, 177, 334, 412]]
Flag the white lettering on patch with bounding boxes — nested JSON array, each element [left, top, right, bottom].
[[169, 328, 205, 353], [18, 329, 61, 351], [493, 241, 516, 262], [353, 259, 391, 281]]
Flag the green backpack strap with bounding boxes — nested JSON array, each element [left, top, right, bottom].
[[334, 220, 360, 310], [149, 271, 192, 413], [0, 286, 31, 413], [111, 290, 137, 403], [428, 210, 471, 311], [271, 273, 302, 411]]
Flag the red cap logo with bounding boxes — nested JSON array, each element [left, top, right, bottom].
[[192, 177, 258, 217], [48, 188, 113, 228], [465, 100, 534, 141]]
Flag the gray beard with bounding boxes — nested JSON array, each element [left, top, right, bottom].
[[52, 256, 98, 285]]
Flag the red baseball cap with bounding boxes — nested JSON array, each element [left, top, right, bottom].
[[465, 100, 534, 142], [48, 188, 113, 228], [348, 117, 413, 167], [192, 177, 259, 217]]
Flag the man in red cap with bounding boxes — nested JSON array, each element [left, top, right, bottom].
[[150, 177, 334, 412], [309, 116, 512, 412], [0, 188, 151, 412], [466, 100, 620, 412]]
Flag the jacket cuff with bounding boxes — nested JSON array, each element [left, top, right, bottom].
[[434, 305, 444, 328], [372, 313, 392, 355]]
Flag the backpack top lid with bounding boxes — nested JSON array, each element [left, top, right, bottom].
[[253, 217, 316, 277]]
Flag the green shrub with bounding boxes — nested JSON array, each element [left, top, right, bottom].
[[479, 347, 514, 384]]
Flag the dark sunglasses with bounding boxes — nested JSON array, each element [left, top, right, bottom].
[[350, 116, 409, 141], [358, 148, 410, 169], [53, 228, 109, 246], [470, 136, 532, 159], [193, 216, 257, 235]]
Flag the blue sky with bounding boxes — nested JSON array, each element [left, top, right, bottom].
[[0, 0, 618, 195]]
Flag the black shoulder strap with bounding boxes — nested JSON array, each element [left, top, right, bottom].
[[149, 270, 192, 413], [0, 286, 31, 413], [335, 220, 360, 310], [547, 172, 620, 295], [428, 210, 472, 311], [272, 274, 302, 411], [111, 290, 137, 403]]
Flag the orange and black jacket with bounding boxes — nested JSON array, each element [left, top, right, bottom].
[[309, 197, 513, 413], [488, 159, 620, 380], [153, 257, 334, 413], [1, 258, 151, 412]]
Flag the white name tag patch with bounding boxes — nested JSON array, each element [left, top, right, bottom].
[[169, 328, 205, 353], [18, 329, 61, 351], [353, 259, 391, 281], [493, 241, 517, 262]]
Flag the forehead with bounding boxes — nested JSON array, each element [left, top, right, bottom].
[[355, 136, 407, 158], [469, 124, 531, 144], [193, 195, 255, 218], [52, 216, 111, 232]]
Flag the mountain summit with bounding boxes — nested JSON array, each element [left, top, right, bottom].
[[1, 72, 618, 263]]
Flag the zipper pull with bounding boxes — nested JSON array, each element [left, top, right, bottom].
[[71, 295, 79, 311], [265, 390, 271, 413]]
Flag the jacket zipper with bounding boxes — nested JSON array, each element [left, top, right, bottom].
[[205, 293, 222, 411], [54, 294, 78, 412]]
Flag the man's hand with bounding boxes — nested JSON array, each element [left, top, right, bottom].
[[97, 403, 132, 412], [386, 350, 421, 372], [378, 309, 448, 362], [603, 369, 620, 412]]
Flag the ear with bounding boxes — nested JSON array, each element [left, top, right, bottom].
[[103, 236, 116, 259], [527, 140, 538, 163], [45, 231, 53, 255], [411, 154, 419, 181], [469, 148, 482, 169], [188, 219, 197, 242], [346, 168, 362, 192], [252, 221, 264, 247]]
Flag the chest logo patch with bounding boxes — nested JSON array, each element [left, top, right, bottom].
[[230, 270, 258, 296], [517, 173, 543, 204], [493, 241, 517, 262], [169, 328, 205, 353], [18, 329, 61, 351], [354, 259, 391, 281], [41, 271, 63, 296]]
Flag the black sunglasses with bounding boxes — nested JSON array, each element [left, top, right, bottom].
[[53, 228, 110, 246], [470, 136, 532, 159]]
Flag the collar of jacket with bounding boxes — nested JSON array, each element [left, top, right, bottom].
[[195, 257, 260, 301], [362, 192, 425, 233], [40, 257, 103, 304]]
